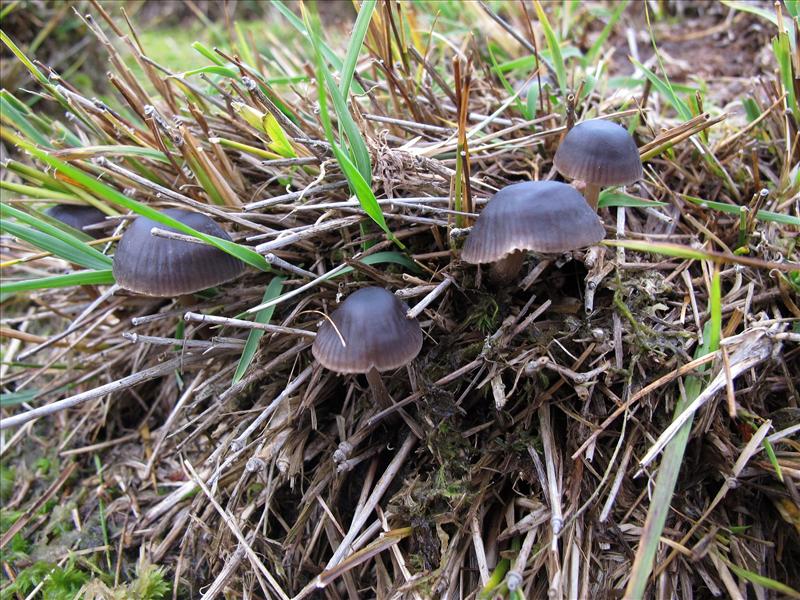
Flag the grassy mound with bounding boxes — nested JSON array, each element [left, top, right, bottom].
[[1, 1, 798, 598]]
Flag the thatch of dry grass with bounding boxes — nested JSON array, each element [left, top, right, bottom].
[[1, 1, 799, 598]]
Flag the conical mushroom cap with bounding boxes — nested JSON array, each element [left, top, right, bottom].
[[461, 181, 605, 264], [46, 204, 107, 239], [554, 119, 643, 186], [312, 287, 423, 374], [112, 208, 244, 296]]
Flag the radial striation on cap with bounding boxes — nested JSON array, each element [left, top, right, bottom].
[[312, 287, 423, 374], [113, 208, 245, 296], [554, 119, 643, 186], [45, 204, 108, 240], [461, 181, 605, 264]]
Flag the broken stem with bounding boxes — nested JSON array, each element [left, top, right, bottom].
[[365, 367, 392, 411], [490, 250, 525, 284], [584, 183, 602, 212]]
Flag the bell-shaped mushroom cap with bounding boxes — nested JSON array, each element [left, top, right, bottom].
[[112, 208, 244, 296], [312, 287, 423, 374], [554, 119, 643, 186], [461, 181, 605, 263], [45, 204, 107, 239]]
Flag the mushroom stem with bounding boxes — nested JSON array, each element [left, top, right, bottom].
[[489, 250, 525, 284], [365, 367, 393, 411], [584, 183, 602, 212], [177, 294, 196, 307]]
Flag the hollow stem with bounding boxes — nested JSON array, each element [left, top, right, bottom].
[[365, 366, 392, 411], [489, 250, 525, 284], [584, 183, 602, 212]]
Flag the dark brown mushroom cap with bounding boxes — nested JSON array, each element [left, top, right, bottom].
[[461, 181, 605, 263], [312, 287, 423, 374], [554, 119, 643, 186], [112, 208, 244, 296], [45, 204, 107, 239]]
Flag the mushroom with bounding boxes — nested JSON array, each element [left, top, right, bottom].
[[461, 181, 605, 283], [112, 208, 244, 296], [553, 119, 643, 211], [312, 286, 423, 409], [45, 204, 108, 239]]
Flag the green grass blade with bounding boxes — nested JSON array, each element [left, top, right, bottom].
[[328, 141, 395, 243], [584, 0, 629, 66], [1, 204, 112, 269], [52, 145, 170, 163], [487, 44, 527, 117], [336, 251, 421, 277], [598, 191, 668, 209], [15, 140, 270, 271], [180, 64, 308, 85], [608, 76, 698, 94], [762, 435, 784, 482], [0, 1, 19, 19], [0, 29, 49, 85], [0, 94, 51, 148], [4, 160, 72, 192], [630, 57, 692, 121], [263, 114, 297, 158], [340, 0, 376, 96], [305, 8, 395, 244], [603, 239, 799, 272], [232, 277, 285, 384], [6, 203, 96, 243], [0, 220, 109, 270], [626, 270, 722, 598], [742, 97, 761, 122], [234, 21, 256, 67], [723, 556, 800, 599], [0, 389, 41, 407], [533, 0, 567, 94], [478, 559, 510, 599], [1, 269, 116, 294], [270, 0, 364, 94], [681, 194, 800, 226], [773, 32, 799, 121], [322, 66, 372, 183], [182, 64, 241, 78], [708, 268, 722, 351], [0, 180, 80, 201], [191, 41, 225, 65]]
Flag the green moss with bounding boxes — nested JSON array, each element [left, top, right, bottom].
[[0, 466, 14, 503], [0, 562, 89, 600]]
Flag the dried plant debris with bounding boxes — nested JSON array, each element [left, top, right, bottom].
[[1, 1, 799, 599]]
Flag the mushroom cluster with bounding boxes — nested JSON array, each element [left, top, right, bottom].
[[101, 116, 640, 414], [460, 117, 641, 283]]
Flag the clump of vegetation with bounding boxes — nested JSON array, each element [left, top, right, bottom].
[[1, 1, 798, 598]]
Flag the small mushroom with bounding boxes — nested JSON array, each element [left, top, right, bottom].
[[553, 119, 643, 211], [45, 204, 107, 239], [112, 208, 244, 297], [312, 286, 422, 409], [461, 181, 605, 283]]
